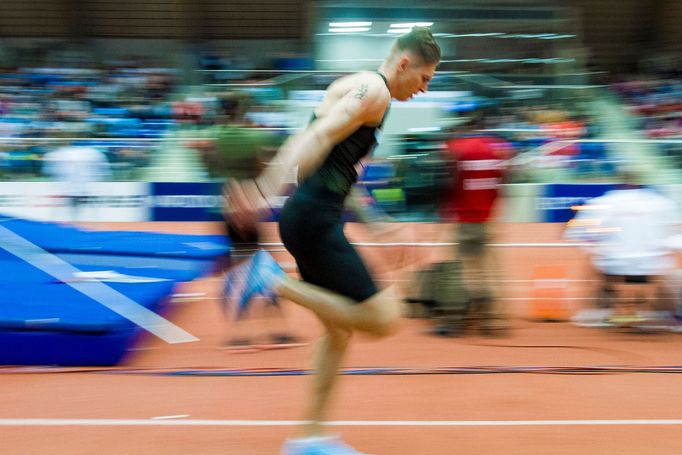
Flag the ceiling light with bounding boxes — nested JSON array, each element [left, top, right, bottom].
[[540, 34, 576, 39], [389, 22, 433, 28], [329, 22, 372, 27], [329, 27, 371, 33]]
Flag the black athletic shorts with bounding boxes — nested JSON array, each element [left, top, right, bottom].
[[278, 186, 378, 303]]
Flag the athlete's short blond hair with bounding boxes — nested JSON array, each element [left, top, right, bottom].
[[391, 26, 441, 65]]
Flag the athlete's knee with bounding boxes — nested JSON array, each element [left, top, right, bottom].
[[326, 325, 352, 347], [371, 315, 401, 339], [359, 288, 403, 338]]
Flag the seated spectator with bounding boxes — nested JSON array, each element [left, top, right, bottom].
[[564, 169, 680, 328]]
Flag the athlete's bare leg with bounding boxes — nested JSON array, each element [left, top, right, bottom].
[[277, 279, 402, 337], [265, 276, 402, 439], [300, 321, 352, 436]]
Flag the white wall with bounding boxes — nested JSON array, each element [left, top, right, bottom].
[[314, 32, 456, 71], [314, 35, 394, 71]]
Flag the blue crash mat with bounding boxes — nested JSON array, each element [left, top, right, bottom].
[[0, 217, 230, 259], [0, 279, 176, 333], [0, 217, 230, 366], [56, 254, 216, 283], [0, 254, 179, 365], [0, 252, 214, 284]]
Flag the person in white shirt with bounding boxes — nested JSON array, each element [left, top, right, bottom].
[[42, 143, 111, 221], [564, 170, 679, 326]]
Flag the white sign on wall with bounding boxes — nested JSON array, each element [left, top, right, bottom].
[[0, 182, 150, 222]]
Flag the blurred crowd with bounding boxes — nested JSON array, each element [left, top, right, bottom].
[[611, 77, 682, 170], [0, 53, 638, 187], [612, 78, 682, 140], [0, 58, 178, 179], [483, 104, 615, 179], [360, 100, 612, 222]]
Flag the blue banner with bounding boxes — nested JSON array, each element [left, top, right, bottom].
[[537, 184, 616, 222], [150, 182, 223, 221]]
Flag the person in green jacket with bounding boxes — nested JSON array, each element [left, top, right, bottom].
[[190, 93, 303, 352]]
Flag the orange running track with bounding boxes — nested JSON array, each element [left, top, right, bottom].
[[3, 222, 682, 455]]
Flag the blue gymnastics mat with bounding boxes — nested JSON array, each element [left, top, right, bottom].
[[0, 216, 230, 259], [0, 217, 230, 366]]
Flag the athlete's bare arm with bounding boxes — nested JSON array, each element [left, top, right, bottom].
[[256, 72, 390, 197], [226, 72, 390, 234]]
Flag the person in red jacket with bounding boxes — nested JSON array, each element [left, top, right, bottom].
[[440, 111, 514, 336]]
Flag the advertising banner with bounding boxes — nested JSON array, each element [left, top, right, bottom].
[[150, 182, 223, 221], [0, 182, 150, 222], [537, 184, 616, 222]]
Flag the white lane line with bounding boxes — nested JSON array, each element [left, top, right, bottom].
[[0, 225, 198, 344], [151, 415, 190, 420], [2, 419, 682, 427]]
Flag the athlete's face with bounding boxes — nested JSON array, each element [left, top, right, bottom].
[[395, 55, 437, 101]]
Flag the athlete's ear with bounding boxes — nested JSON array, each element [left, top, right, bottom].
[[397, 54, 410, 73]]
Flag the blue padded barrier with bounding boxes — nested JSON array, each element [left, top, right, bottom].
[[0, 217, 230, 259], [0, 329, 140, 366], [0, 216, 229, 365]]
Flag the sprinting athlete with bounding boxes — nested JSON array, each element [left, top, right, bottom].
[[227, 27, 440, 454]]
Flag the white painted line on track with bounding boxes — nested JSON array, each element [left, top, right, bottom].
[[151, 415, 190, 420], [0, 225, 198, 344], [2, 419, 682, 427]]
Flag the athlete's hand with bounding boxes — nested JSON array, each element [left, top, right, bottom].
[[225, 179, 270, 236]]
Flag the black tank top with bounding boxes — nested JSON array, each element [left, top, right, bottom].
[[299, 72, 390, 196]]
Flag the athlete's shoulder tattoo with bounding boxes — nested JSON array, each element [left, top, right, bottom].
[[354, 84, 369, 100]]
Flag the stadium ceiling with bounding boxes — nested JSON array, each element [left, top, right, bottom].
[[316, 5, 561, 23]]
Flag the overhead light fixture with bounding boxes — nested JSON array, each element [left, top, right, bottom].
[[494, 33, 577, 40], [539, 34, 576, 39], [329, 27, 371, 33], [387, 22, 433, 34], [329, 22, 372, 27], [467, 33, 504, 37], [389, 22, 433, 28], [439, 57, 576, 64]]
